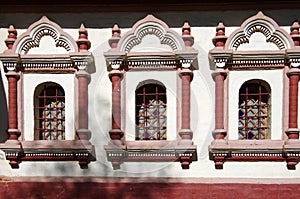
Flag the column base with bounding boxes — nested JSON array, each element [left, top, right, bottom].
[[76, 129, 91, 141], [212, 129, 227, 139], [285, 128, 300, 139]]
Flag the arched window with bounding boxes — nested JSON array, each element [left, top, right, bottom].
[[238, 80, 271, 140], [135, 83, 167, 140], [34, 82, 65, 140]]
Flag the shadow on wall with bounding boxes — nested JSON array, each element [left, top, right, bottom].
[[0, 72, 8, 143]]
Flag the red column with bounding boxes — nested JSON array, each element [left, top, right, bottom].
[[286, 21, 300, 139], [211, 22, 228, 140], [179, 69, 193, 141], [76, 70, 91, 141], [289, 74, 299, 129], [6, 71, 20, 142], [109, 70, 124, 143], [75, 24, 91, 142], [286, 69, 300, 139], [212, 69, 227, 139]]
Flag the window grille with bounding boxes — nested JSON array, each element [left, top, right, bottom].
[[238, 81, 270, 140], [135, 84, 167, 140], [35, 84, 65, 140]]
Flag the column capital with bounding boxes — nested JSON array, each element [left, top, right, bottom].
[[5, 70, 20, 80], [287, 67, 300, 77], [178, 68, 193, 80], [76, 69, 91, 79], [212, 68, 227, 81], [109, 69, 124, 80]]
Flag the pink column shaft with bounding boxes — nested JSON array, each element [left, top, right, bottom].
[[288, 74, 299, 139], [181, 73, 191, 130], [78, 75, 89, 130], [111, 75, 121, 130]]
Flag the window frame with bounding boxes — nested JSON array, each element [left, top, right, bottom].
[[34, 82, 66, 140], [238, 80, 271, 140], [208, 12, 298, 169], [0, 16, 95, 169], [135, 82, 167, 140], [104, 15, 198, 170]]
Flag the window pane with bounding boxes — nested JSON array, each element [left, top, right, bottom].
[[35, 84, 65, 140], [238, 81, 270, 140], [136, 84, 167, 140]]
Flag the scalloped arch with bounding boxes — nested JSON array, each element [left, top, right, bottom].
[[225, 12, 294, 50], [13, 16, 78, 54], [117, 15, 186, 52]]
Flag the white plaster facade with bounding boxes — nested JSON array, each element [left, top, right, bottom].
[[22, 74, 75, 140], [0, 13, 300, 181]]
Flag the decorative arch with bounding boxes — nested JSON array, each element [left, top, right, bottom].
[[117, 15, 185, 52], [13, 16, 78, 54], [225, 11, 294, 50]]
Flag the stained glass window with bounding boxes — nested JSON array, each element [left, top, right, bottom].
[[238, 80, 270, 140], [35, 83, 65, 140], [136, 83, 167, 140]]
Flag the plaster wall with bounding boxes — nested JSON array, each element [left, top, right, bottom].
[[0, 24, 299, 180], [22, 74, 75, 140], [228, 70, 284, 140], [124, 71, 177, 141]]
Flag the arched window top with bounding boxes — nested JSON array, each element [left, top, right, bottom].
[[136, 79, 166, 90], [34, 81, 65, 96], [238, 79, 271, 140], [239, 79, 271, 95], [34, 82, 65, 140]]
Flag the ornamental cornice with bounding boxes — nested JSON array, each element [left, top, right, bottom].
[[12, 16, 78, 54], [209, 12, 298, 70], [104, 15, 198, 72], [225, 12, 293, 51], [1, 140, 96, 169], [105, 142, 197, 170], [0, 17, 94, 73], [117, 15, 185, 52]]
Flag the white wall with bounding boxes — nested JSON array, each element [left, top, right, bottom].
[[124, 71, 177, 141], [228, 70, 284, 140], [23, 74, 75, 140], [0, 25, 299, 179]]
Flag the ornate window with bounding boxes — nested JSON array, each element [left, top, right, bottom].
[[136, 83, 167, 140], [104, 15, 198, 170], [34, 83, 65, 140], [0, 16, 95, 168], [209, 11, 300, 169], [238, 80, 271, 140]]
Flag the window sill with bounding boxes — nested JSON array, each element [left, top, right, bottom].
[[0, 140, 95, 169], [105, 140, 197, 170], [209, 139, 300, 169]]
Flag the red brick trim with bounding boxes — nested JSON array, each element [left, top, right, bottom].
[[1, 178, 300, 199]]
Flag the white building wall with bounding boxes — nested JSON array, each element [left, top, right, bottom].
[[228, 70, 284, 140], [0, 25, 299, 179], [124, 71, 177, 141], [22, 74, 75, 140]]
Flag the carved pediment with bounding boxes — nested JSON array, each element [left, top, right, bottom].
[[13, 16, 78, 55]]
